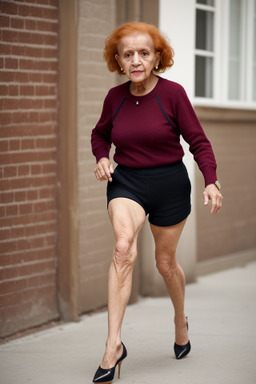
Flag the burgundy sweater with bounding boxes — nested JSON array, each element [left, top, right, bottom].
[[91, 76, 217, 186]]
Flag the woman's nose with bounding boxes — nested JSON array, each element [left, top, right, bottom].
[[132, 52, 141, 65]]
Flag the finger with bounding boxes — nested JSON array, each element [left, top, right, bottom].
[[203, 192, 209, 206], [211, 197, 218, 214], [101, 163, 112, 181], [97, 162, 109, 180], [211, 193, 222, 214], [94, 166, 106, 181]]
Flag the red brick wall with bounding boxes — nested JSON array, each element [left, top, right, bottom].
[[0, 0, 59, 337]]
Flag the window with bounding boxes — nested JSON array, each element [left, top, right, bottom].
[[195, 0, 215, 98], [194, 0, 256, 107]]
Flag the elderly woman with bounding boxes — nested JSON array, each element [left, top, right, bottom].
[[91, 22, 223, 383]]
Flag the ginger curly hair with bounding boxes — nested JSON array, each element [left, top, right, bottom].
[[104, 22, 174, 75]]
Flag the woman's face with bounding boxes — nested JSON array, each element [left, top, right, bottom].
[[115, 32, 160, 85]]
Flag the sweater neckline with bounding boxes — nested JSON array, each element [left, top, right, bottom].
[[126, 76, 162, 104]]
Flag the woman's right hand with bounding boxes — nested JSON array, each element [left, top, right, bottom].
[[94, 157, 114, 182]]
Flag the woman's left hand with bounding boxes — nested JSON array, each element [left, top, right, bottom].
[[203, 184, 223, 214]]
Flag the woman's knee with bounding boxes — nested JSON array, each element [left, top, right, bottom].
[[113, 237, 137, 269], [156, 253, 177, 279]]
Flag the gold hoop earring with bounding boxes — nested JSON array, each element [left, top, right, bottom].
[[121, 68, 125, 74], [155, 65, 159, 70]]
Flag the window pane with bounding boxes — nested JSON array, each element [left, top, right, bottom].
[[196, 9, 214, 51], [228, 0, 242, 100], [197, 0, 215, 5], [195, 56, 213, 97]]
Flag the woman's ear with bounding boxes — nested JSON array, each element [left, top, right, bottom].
[[155, 51, 161, 67], [115, 54, 121, 68]]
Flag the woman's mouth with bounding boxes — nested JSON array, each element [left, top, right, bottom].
[[132, 70, 143, 75]]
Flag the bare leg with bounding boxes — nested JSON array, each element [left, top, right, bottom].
[[150, 219, 188, 346], [100, 198, 145, 369]]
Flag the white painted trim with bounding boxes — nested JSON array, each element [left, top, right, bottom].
[[192, 97, 256, 110]]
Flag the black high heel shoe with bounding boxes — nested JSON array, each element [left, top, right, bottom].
[[174, 317, 191, 360], [92, 342, 127, 383]]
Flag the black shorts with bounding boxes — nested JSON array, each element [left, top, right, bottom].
[[107, 161, 191, 227]]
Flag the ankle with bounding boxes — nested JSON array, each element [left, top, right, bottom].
[[105, 339, 122, 352], [174, 315, 187, 328]]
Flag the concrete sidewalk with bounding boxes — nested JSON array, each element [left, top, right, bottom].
[[1, 262, 256, 384]]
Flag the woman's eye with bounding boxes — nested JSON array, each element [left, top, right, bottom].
[[125, 53, 132, 58], [141, 51, 149, 56]]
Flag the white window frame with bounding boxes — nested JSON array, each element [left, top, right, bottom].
[[195, 1, 216, 98], [193, 0, 256, 109]]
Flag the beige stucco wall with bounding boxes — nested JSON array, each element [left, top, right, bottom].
[[77, 0, 117, 313], [195, 107, 256, 267]]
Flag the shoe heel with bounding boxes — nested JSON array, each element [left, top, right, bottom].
[[117, 360, 123, 379]]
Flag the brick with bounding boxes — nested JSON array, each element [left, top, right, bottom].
[[0, 15, 10, 28], [44, 99, 57, 109], [0, 112, 12, 125], [9, 85, 19, 96], [12, 111, 35, 124], [39, 111, 57, 123], [14, 191, 26, 202], [0, 85, 8, 96], [21, 139, 35, 150], [5, 58, 19, 70], [0, 206, 6, 218], [18, 165, 30, 176], [0, 43, 11, 55], [0, 255, 13, 267], [19, 203, 33, 215], [24, 19, 37, 31], [39, 187, 57, 199], [42, 163, 56, 173], [0, 279, 27, 296], [36, 137, 57, 149], [2, 30, 19, 44], [0, 141, 9, 152], [10, 17, 25, 29], [0, 266, 19, 281], [37, 20, 58, 34], [20, 85, 34, 96], [6, 204, 18, 217], [0, 192, 14, 204], [42, 73, 57, 83], [0, 292, 22, 307], [1, 71, 29, 83], [0, 228, 11, 241], [10, 226, 25, 238], [9, 140, 20, 151], [27, 190, 38, 200], [31, 164, 41, 175], [34, 200, 56, 213], [4, 165, 17, 178], [28, 72, 43, 83]]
